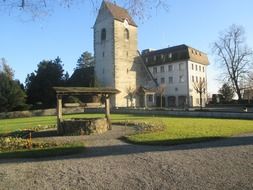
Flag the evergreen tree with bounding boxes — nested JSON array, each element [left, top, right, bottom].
[[76, 51, 94, 69], [0, 60, 26, 112], [25, 57, 65, 108], [218, 83, 234, 102]]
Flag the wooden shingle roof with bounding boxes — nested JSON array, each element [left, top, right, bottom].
[[104, 1, 137, 27], [53, 87, 120, 95]]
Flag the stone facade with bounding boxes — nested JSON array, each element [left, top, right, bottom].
[[60, 118, 109, 135], [94, 1, 155, 108]]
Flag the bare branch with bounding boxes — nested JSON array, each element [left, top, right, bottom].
[[193, 80, 206, 109], [212, 24, 253, 101], [0, 0, 169, 20]]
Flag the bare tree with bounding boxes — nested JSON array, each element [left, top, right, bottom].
[[126, 86, 135, 107], [246, 71, 253, 87], [213, 25, 253, 101], [156, 84, 166, 108], [0, 0, 169, 20], [193, 80, 206, 109]]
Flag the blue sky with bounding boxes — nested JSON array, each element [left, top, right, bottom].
[[0, 0, 253, 94]]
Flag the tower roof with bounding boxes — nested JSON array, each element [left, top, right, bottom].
[[103, 1, 137, 27]]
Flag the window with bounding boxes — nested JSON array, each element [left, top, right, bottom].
[[161, 77, 165, 84], [192, 76, 194, 82], [203, 66, 205, 72], [195, 65, 198, 71], [160, 66, 164, 73], [192, 64, 194, 70], [179, 63, 184, 71], [154, 56, 157, 61], [102, 52, 105, 57], [199, 77, 202, 82], [168, 53, 172, 59], [199, 65, 201, 71], [153, 67, 157, 74], [196, 76, 198, 82], [161, 54, 164, 61], [148, 95, 153, 102], [203, 77, 205, 82], [168, 65, 173, 71], [124, 29, 129, 40], [169, 76, 173, 84], [101, 28, 106, 41], [179, 75, 184, 83], [154, 78, 157, 83]]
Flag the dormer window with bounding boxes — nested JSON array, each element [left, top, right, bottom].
[[124, 29, 129, 40], [101, 28, 106, 41]]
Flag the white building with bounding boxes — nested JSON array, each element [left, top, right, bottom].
[[94, 1, 209, 108], [142, 46, 209, 107]]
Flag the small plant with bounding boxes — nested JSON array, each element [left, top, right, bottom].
[[27, 132, 32, 149], [115, 120, 166, 133], [0, 137, 57, 152]]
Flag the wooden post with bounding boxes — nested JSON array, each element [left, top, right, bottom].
[[105, 95, 111, 130], [56, 94, 63, 134]]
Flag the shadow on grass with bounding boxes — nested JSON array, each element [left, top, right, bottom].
[[0, 146, 85, 159], [0, 129, 59, 139], [31, 129, 58, 138], [120, 136, 225, 146], [0, 130, 34, 138]]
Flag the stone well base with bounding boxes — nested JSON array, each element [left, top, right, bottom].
[[60, 118, 109, 135]]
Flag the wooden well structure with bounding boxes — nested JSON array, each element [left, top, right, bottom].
[[53, 87, 120, 134]]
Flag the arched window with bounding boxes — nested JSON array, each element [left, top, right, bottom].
[[124, 29, 129, 40], [101, 28, 106, 41]]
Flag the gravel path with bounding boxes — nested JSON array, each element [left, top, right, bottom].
[[0, 125, 252, 190]]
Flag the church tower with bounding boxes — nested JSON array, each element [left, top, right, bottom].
[[94, 1, 140, 107]]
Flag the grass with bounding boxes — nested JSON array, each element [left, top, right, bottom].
[[0, 113, 253, 146], [0, 113, 144, 134], [0, 113, 104, 134], [126, 117, 253, 145], [0, 142, 85, 159]]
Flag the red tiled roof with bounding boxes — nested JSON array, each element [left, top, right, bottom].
[[104, 1, 137, 27]]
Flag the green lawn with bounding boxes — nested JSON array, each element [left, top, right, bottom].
[[0, 113, 149, 134], [0, 142, 85, 159], [127, 117, 253, 144], [1, 113, 253, 145]]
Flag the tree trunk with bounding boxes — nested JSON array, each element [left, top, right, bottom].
[[234, 82, 242, 101], [200, 92, 203, 110], [160, 95, 162, 108]]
